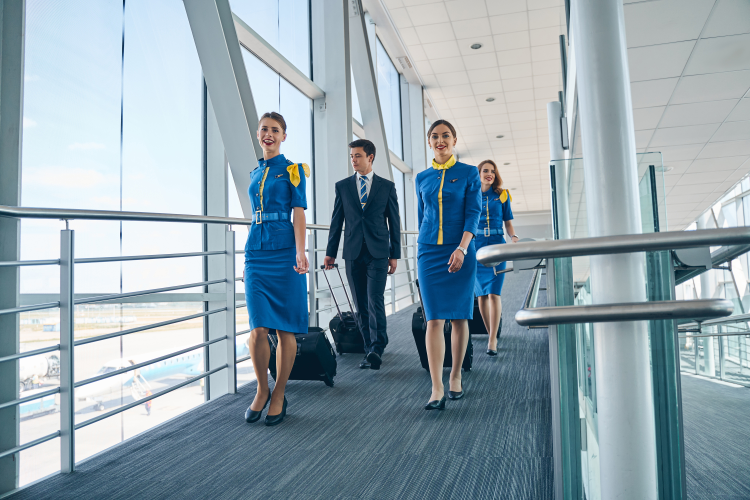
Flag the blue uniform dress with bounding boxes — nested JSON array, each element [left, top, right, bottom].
[[474, 188, 514, 297], [416, 156, 482, 321], [244, 154, 309, 334]]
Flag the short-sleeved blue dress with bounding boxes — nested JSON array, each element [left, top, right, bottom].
[[244, 153, 309, 334], [474, 188, 514, 297], [416, 156, 482, 321]]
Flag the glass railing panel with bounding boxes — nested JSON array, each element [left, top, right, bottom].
[[549, 150, 682, 499]]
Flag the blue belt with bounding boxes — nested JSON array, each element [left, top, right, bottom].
[[479, 228, 504, 237], [254, 211, 290, 224]]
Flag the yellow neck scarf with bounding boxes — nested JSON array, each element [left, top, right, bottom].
[[432, 155, 456, 170]]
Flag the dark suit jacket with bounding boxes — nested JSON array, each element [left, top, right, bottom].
[[326, 173, 401, 260]]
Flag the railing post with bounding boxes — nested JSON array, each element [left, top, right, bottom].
[[390, 276, 396, 315], [225, 228, 236, 394], [59, 228, 75, 473], [718, 328, 725, 380], [308, 229, 317, 327]]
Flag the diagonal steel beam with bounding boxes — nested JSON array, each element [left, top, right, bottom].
[[183, 0, 262, 218], [348, 0, 392, 180]]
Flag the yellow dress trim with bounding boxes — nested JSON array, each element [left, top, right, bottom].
[[485, 194, 491, 231], [431, 155, 456, 245], [258, 167, 270, 212], [287, 163, 311, 187], [499, 189, 511, 204]]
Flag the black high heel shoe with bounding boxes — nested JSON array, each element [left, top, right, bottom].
[[264, 396, 288, 426], [447, 390, 464, 400], [486, 349, 498, 356], [245, 392, 271, 423], [424, 396, 446, 410]]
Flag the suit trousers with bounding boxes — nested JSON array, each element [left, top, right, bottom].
[[345, 242, 389, 355]]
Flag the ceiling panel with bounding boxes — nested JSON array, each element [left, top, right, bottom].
[[684, 33, 750, 75], [701, 0, 750, 38], [671, 70, 750, 104]]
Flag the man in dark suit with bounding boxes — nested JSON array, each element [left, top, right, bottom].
[[324, 139, 401, 370]]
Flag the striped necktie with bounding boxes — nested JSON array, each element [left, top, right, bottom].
[[359, 176, 368, 210]]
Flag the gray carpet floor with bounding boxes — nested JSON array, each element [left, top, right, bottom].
[[10, 269, 553, 500], [682, 375, 750, 499]]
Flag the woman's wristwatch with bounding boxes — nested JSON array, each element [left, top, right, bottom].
[[510, 234, 519, 239], [457, 246, 468, 255]]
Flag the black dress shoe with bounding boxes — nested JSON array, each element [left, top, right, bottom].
[[244, 392, 271, 423], [486, 349, 498, 356], [264, 396, 288, 426], [424, 396, 446, 410], [359, 356, 371, 369], [447, 390, 464, 400], [366, 351, 382, 370]]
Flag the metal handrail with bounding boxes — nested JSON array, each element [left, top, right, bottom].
[[477, 227, 750, 266], [75, 250, 224, 264], [0, 301, 60, 317], [0, 344, 61, 365], [0, 204, 422, 235], [74, 307, 227, 346], [0, 431, 61, 460], [0, 259, 60, 268], [75, 336, 227, 388], [679, 331, 750, 339], [75, 364, 228, 430], [678, 311, 750, 330], [73, 279, 226, 305], [0, 387, 61, 411], [516, 299, 734, 327]]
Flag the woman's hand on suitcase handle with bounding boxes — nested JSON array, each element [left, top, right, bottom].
[[295, 252, 309, 274], [323, 255, 336, 270]]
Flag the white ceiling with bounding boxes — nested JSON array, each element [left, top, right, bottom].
[[625, 0, 750, 230], [381, 0, 567, 214], [377, 0, 750, 230]]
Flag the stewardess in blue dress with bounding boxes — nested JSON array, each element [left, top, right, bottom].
[[416, 119, 481, 410], [243, 111, 310, 427], [474, 160, 518, 356]]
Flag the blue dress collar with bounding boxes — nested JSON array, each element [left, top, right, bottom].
[[258, 153, 289, 168]]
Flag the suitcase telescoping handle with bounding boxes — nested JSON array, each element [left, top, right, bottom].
[[319, 264, 355, 320]]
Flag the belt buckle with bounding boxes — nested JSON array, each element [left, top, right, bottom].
[[255, 210, 263, 224], [484, 227, 490, 237]]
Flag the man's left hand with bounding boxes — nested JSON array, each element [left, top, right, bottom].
[[388, 259, 397, 275]]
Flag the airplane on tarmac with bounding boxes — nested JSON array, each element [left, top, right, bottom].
[[75, 337, 250, 410]]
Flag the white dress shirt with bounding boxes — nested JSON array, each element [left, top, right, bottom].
[[357, 171, 374, 200]]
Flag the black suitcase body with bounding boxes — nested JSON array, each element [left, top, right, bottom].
[[411, 281, 473, 372], [268, 327, 337, 387], [321, 265, 365, 354], [468, 297, 501, 338]]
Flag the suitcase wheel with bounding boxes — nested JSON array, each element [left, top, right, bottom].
[[463, 367, 471, 372], [324, 375, 334, 388]]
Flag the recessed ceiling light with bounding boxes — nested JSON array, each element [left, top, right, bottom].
[[504, 162, 510, 165], [486, 97, 495, 102], [496, 135, 504, 139], [470, 43, 482, 50]]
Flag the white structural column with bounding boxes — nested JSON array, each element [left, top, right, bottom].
[[547, 101, 571, 240], [0, 0, 25, 492], [183, 0, 262, 219], [572, 0, 658, 498], [696, 214, 716, 376], [203, 90, 234, 399], [348, 0, 392, 180], [312, 0, 352, 221]]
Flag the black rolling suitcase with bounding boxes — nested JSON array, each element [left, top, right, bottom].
[[320, 264, 365, 354], [268, 327, 337, 387], [468, 297, 501, 338], [411, 280, 472, 372]]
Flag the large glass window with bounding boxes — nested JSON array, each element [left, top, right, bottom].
[[230, 0, 310, 77], [20, 0, 204, 485], [376, 38, 402, 159]]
